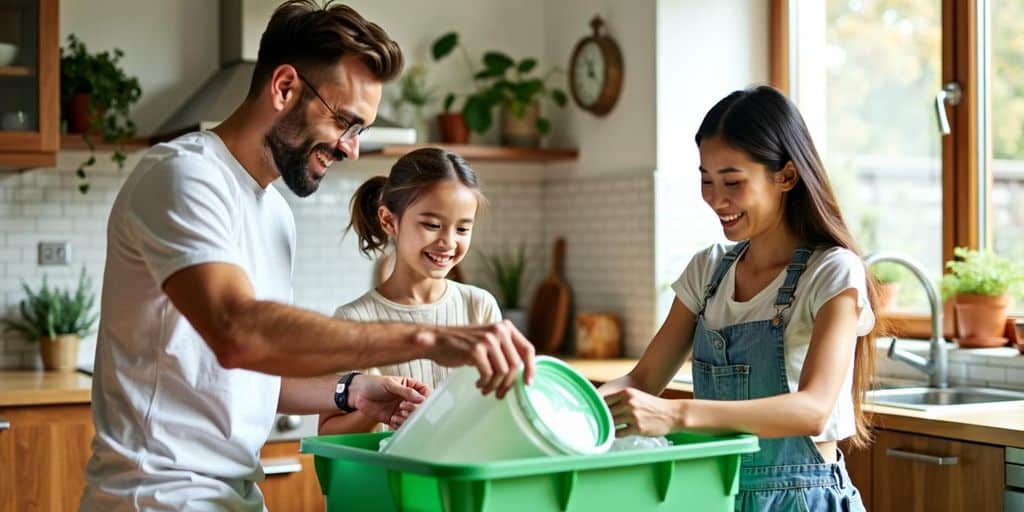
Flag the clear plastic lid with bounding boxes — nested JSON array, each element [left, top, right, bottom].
[[515, 356, 614, 455]]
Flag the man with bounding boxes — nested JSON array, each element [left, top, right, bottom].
[[80, 2, 534, 510]]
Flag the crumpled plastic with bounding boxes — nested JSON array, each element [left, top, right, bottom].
[[609, 435, 672, 452]]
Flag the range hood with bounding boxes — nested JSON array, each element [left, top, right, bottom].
[[158, 0, 414, 151]]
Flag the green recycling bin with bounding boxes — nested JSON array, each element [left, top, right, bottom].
[[301, 429, 759, 511]]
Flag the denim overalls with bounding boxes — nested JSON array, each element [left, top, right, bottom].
[[691, 241, 865, 511]]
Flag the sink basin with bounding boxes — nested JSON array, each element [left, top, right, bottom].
[[867, 386, 1024, 411]]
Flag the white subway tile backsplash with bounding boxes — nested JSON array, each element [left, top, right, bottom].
[[967, 365, 1007, 384], [2, 150, 659, 368]]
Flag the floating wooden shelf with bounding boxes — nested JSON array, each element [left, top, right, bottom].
[[0, 66, 34, 77], [60, 133, 151, 152], [370, 144, 578, 163]]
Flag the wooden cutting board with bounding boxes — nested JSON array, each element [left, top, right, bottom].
[[528, 238, 570, 353]]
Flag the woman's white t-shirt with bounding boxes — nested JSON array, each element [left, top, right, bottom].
[[333, 280, 503, 391], [672, 244, 875, 443]]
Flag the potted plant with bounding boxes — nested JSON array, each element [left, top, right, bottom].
[[391, 63, 435, 143], [3, 268, 98, 371], [939, 247, 1024, 347], [60, 34, 142, 194], [432, 31, 567, 147], [481, 244, 529, 333], [437, 92, 469, 144], [870, 262, 902, 312]]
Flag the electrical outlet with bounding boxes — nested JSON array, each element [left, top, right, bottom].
[[38, 241, 71, 266]]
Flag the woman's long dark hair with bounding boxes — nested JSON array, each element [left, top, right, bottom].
[[696, 85, 878, 449]]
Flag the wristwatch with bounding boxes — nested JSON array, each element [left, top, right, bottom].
[[334, 372, 360, 413]]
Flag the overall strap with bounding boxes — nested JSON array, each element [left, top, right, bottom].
[[771, 243, 815, 326], [701, 240, 749, 312]]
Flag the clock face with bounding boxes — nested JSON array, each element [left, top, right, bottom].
[[573, 41, 605, 107]]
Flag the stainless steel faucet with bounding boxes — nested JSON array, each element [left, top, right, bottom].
[[864, 252, 949, 388]]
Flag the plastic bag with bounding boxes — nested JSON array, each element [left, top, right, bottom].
[[609, 435, 671, 452]]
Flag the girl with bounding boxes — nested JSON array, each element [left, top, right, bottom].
[[321, 147, 504, 434], [600, 86, 876, 511]]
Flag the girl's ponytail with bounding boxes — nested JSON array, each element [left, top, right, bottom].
[[347, 176, 389, 256]]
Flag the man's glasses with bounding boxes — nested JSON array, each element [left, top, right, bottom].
[[296, 72, 368, 142]]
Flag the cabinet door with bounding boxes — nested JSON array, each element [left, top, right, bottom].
[[872, 429, 1003, 512], [0, 403, 94, 511], [260, 441, 325, 512], [0, 0, 59, 168]]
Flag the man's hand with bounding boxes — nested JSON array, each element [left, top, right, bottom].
[[348, 375, 430, 429], [415, 320, 535, 398]]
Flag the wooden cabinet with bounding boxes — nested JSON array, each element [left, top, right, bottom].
[[0, 403, 95, 511], [260, 440, 325, 512], [0, 0, 59, 169], [871, 430, 1004, 512]]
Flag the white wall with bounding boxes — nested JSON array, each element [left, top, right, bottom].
[[543, 0, 657, 176], [59, 0, 220, 136], [654, 0, 770, 321]]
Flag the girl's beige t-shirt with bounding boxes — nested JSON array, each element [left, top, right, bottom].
[[333, 280, 503, 391]]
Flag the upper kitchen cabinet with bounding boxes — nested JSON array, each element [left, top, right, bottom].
[[0, 0, 58, 169]]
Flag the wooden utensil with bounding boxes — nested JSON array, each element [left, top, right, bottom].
[[528, 238, 570, 353]]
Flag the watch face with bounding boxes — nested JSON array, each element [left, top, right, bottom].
[[573, 41, 605, 107]]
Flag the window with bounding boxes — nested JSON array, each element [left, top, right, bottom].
[[988, 1, 1024, 316], [772, 1, 1024, 336]]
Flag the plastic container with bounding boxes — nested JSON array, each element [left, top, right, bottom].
[[381, 356, 613, 462], [301, 430, 759, 512]]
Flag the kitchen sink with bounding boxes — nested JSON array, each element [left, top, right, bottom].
[[867, 386, 1024, 411]]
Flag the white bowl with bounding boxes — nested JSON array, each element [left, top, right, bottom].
[[0, 43, 18, 66]]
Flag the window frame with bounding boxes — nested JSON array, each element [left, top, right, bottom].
[[770, 0, 983, 339]]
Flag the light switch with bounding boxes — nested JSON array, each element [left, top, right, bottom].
[[38, 241, 71, 266]]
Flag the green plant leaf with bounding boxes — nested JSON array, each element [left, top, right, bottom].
[[939, 246, 1024, 300], [537, 117, 551, 135], [443, 93, 456, 112], [462, 95, 493, 134], [517, 58, 537, 74], [482, 52, 515, 74], [78, 183, 90, 194], [474, 68, 505, 81], [432, 32, 458, 61], [551, 89, 568, 107]]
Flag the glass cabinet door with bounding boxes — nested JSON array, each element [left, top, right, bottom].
[[0, 0, 58, 163], [0, 1, 40, 132]]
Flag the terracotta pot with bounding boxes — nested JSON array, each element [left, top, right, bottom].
[[67, 92, 104, 135], [953, 293, 1011, 347], [1011, 319, 1024, 355], [39, 334, 80, 372], [500, 102, 540, 148], [877, 282, 901, 312], [437, 112, 469, 144]]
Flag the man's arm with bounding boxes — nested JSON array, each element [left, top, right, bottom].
[[280, 376, 427, 430], [164, 262, 534, 396]]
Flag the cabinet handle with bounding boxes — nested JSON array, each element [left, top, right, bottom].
[[886, 448, 958, 466], [0, 418, 8, 431], [261, 457, 302, 476]]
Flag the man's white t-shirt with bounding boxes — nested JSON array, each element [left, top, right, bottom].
[[672, 244, 875, 443], [81, 131, 294, 511]]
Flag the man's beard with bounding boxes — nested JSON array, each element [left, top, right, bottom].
[[264, 100, 345, 197]]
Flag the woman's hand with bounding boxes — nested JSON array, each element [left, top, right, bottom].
[[603, 387, 685, 437]]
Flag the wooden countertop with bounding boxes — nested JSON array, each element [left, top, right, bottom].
[[0, 371, 92, 407], [562, 358, 1024, 449]]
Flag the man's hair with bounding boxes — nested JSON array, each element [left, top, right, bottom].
[[248, 1, 403, 97]]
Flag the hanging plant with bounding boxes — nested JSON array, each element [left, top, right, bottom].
[[60, 34, 142, 194]]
